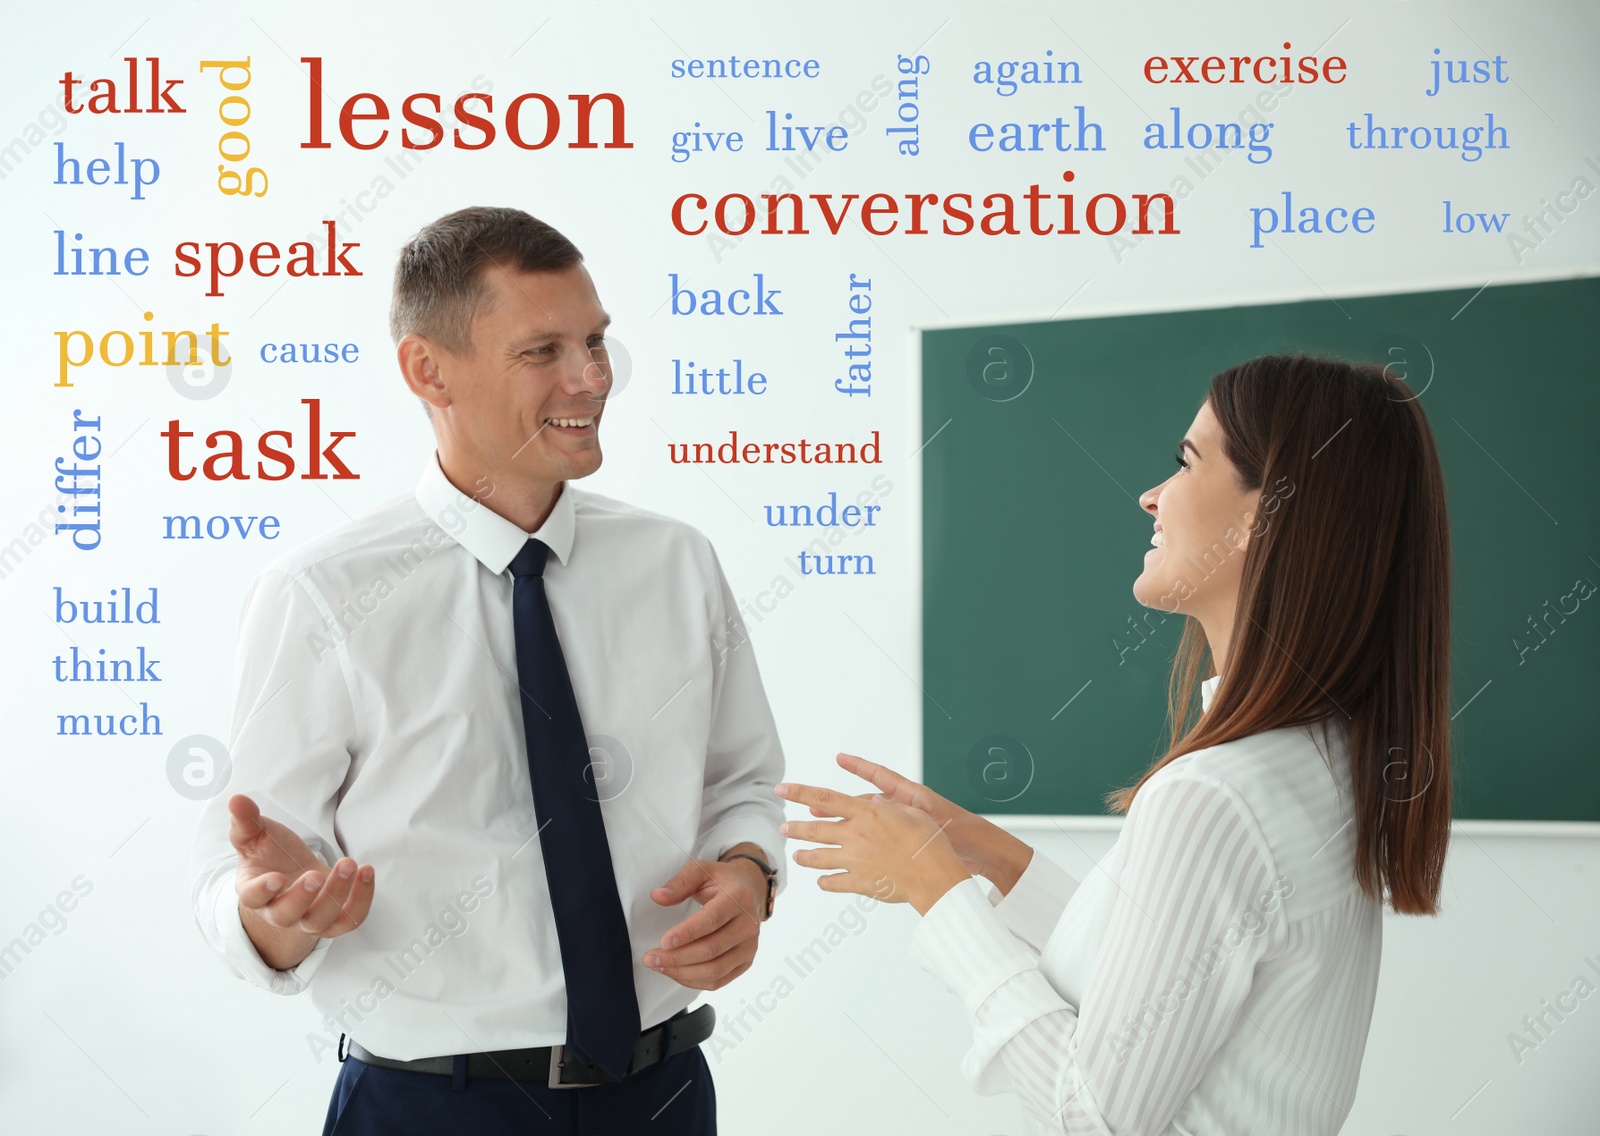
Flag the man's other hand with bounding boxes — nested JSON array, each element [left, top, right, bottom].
[[644, 853, 767, 990], [228, 793, 376, 970]]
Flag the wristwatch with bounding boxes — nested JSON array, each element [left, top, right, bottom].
[[719, 851, 777, 921]]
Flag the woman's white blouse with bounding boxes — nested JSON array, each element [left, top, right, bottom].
[[911, 676, 1383, 1135]]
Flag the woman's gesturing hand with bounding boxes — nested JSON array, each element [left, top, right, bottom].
[[811, 752, 1035, 894], [776, 778, 971, 915]]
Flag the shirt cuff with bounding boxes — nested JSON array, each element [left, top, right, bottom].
[[986, 849, 1079, 954], [695, 815, 787, 897], [910, 877, 1042, 1015], [205, 868, 333, 995]]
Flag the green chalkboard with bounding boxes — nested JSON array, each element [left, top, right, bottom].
[[920, 277, 1599, 823]]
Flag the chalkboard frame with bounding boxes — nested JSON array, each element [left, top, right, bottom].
[[919, 277, 1600, 824]]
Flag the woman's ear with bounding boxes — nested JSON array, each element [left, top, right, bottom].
[[1233, 490, 1264, 553]]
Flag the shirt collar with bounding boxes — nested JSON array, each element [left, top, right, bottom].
[[1200, 674, 1221, 712], [414, 453, 575, 575]]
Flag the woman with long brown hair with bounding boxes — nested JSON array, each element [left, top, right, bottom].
[[777, 354, 1453, 1134]]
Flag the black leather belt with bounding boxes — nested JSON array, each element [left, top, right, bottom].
[[340, 1003, 715, 1089]]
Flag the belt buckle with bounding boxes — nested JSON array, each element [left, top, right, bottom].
[[546, 1044, 605, 1089]]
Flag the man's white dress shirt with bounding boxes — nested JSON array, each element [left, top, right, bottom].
[[190, 455, 786, 1060], [912, 675, 1382, 1135]]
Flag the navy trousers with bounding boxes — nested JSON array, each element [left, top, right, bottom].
[[321, 1044, 716, 1135]]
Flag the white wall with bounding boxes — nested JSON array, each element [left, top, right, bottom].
[[1, 0, 1596, 1132]]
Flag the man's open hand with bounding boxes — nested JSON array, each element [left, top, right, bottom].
[[229, 794, 376, 970], [643, 852, 767, 990]]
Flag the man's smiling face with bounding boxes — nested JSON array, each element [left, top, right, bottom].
[[432, 261, 614, 490]]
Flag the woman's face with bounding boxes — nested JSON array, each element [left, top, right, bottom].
[[1133, 400, 1262, 618]]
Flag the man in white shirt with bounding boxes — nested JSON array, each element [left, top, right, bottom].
[[190, 206, 786, 1135]]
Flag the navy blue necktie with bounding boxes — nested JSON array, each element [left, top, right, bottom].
[[509, 537, 640, 1080]]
